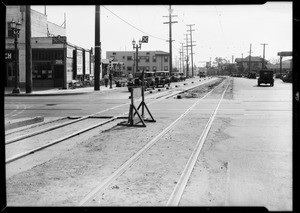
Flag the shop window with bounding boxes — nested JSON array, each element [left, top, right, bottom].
[[32, 62, 52, 79], [7, 23, 14, 38], [7, 62, 14, 77]]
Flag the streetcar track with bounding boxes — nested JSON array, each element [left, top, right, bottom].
[[77, 78, 229, 206], [5, 114, 126, 164], [5, 78, 219, 164], [166, 80, 230, 206], [6, 78, 217, 145], [5, 117, 69, 136]]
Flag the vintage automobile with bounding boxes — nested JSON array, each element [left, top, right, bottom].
[[199, 71, 206, 78], [127, 71, 155, 91], [247, 72, 257, 79], [155, 71, 171, 87], [258, 70, 274, 86], [179, 73, 186, 81], [171, 73, 181, 82], [143, 71, 156, 89]]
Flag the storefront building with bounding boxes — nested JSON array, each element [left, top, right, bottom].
[[5, 5, 95, 89]]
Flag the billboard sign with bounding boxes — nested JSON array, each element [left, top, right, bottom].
[[85, 51, 90, 74], [277, 51, 292, 57], [77, 50, 83, 75]]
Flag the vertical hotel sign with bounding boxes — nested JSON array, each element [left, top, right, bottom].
[[77, 50, 83, 75], [85, 51, 90, 74]]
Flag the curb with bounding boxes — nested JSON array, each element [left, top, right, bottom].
[[4, 87, 118, 96], [4, 92, 91, 97]]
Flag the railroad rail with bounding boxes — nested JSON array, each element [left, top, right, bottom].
[[77, 78, 231, 206], [5, 77, 218, 164]]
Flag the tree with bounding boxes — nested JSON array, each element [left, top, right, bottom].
[[213, 57, 228, 75], [224, 64, 238, 75]]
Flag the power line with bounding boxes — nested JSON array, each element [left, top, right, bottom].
[[102, 6, 167, 41]]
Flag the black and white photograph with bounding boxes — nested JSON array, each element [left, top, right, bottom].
[[2, 2, 295, 211]]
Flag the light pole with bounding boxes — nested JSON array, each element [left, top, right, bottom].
[[10, 19, 22, 94], [132, 39, 142, 76]]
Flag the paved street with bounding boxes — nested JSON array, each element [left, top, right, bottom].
[[180, 77, 292, 210]]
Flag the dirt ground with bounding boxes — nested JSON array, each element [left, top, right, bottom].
[[6, 78, 233, 206]]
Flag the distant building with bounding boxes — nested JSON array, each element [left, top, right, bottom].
[[235, 56, 268, 73], [106, 51, 170, 76], [266, 59, 292, 74], [5, 6, 95, 88]]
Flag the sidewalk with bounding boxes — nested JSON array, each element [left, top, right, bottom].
[[4, 85, 118, 96]]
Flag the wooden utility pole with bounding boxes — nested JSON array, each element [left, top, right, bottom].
[[248, 43, 252, 73], [186, 24, 196, 77], [25, 5, 32, 93], [260, 43, 268, 69], [179, 50, 182, 73], [181, 42, 185, 75], [184, 34, 189, 77], [94, 5, 100, 91], [163, 5, 177, 76]]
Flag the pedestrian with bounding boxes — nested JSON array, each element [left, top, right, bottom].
[[104, 73, 109, 87]]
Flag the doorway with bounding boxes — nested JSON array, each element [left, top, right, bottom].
[[54, 65, 64, 87]]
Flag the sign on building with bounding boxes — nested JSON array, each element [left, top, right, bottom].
[[52, 35, 67, 44], [85, 51, 90, 74], [277, 51, 292, 57], [5, 51, 14, 61], [77, 50, 83, 75]]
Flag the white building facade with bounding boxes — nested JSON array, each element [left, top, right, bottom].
[[106, 51, 170, 76]]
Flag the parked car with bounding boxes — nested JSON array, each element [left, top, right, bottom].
[[281, 71, 292, 83], [258, 70, 274, 86], [155, 71, 171, 87], [179, 73, 186, 81], [144, 71, 156, 89], [127, 71, 155, 91], [199, 72, 206, 78], [247, 72, 257, 79], [171, 74, 180, 82]]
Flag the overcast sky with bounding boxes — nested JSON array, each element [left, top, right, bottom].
[[32, 2, 292, 67]]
